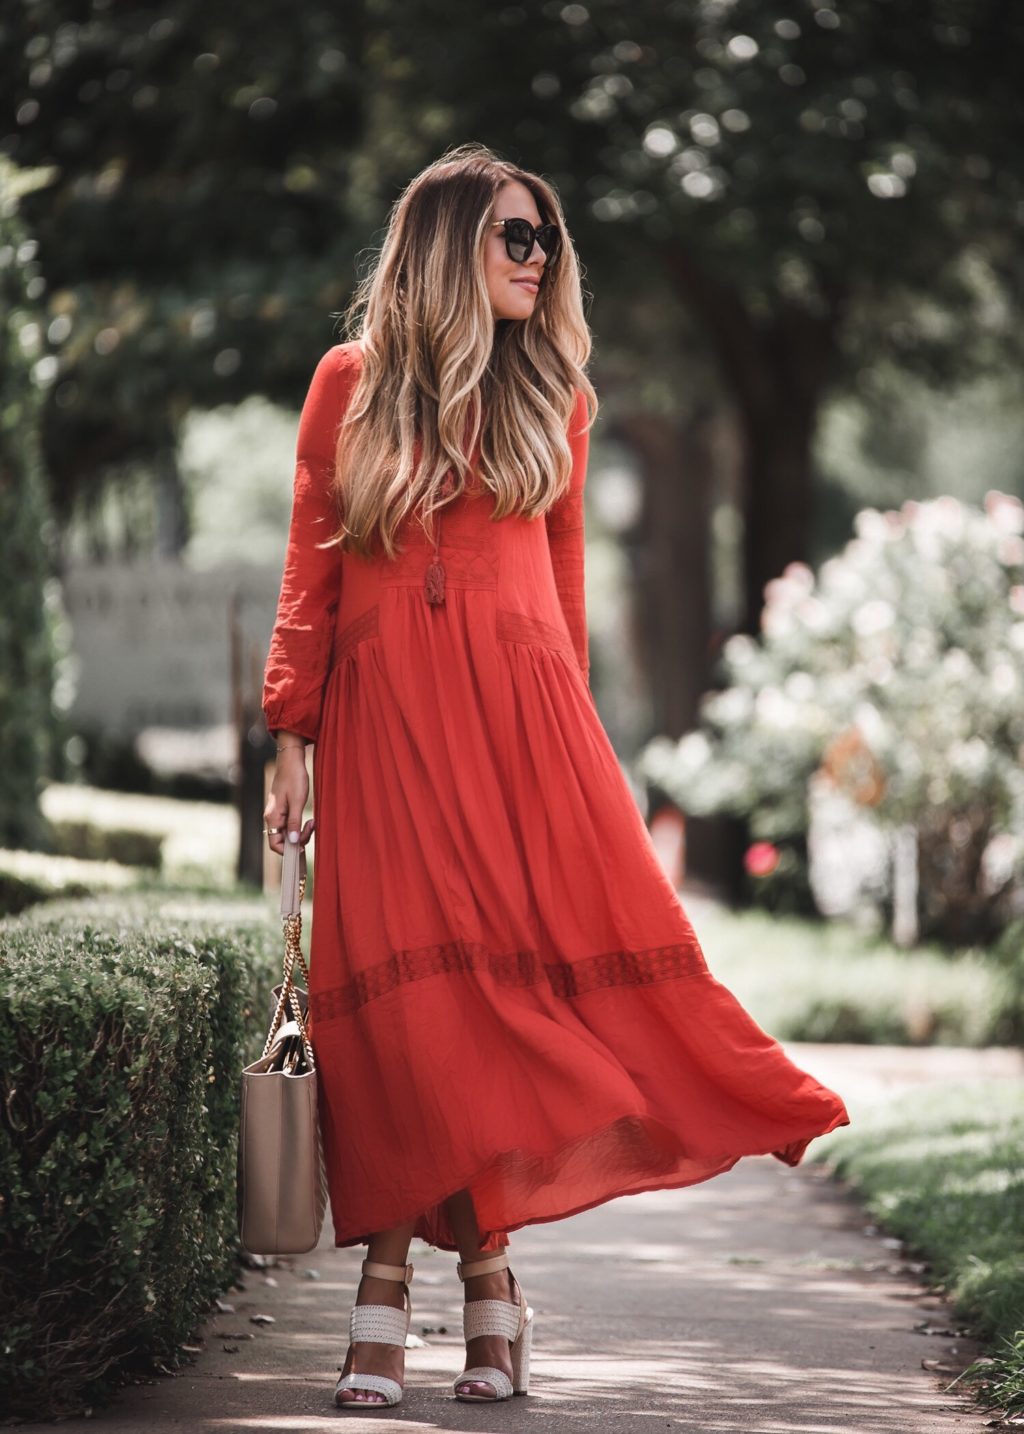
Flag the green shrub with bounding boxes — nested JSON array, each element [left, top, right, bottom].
[[0, 869, 82, 918], [47, 818, 165, 869], [642, 493, 1024, 945], [0, 896, 281, 1420], [992, 917, 1024, 1046], [0, 849, 143, 917]]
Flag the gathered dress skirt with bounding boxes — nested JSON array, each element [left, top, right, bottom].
[[262, 341, 851, 1254]]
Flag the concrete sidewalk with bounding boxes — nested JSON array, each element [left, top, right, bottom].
[[48, 1041, 1022, 1433]]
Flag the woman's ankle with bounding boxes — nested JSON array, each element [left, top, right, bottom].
[[463, 1267, 516, 1303], [356, 1272, 408, 1310]]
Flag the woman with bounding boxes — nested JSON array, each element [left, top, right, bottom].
[[261, 142, 850, 1411]]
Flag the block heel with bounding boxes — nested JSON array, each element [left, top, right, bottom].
[[511, 1303, 534, 1394]]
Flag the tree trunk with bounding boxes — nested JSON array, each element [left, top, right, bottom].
[[612, 405, 745, 896], [612, 406, 716, 740], [231, 594, 274, 890], [154, 445, 189, 559], [657, 247, 844, 896], [739, 378, 822, 634], [662, 247, 843, 633]]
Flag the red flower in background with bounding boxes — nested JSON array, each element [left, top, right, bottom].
[[744, 841, 780, 878]]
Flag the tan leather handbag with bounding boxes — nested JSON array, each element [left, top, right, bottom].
[[237, 840, 329, 1254]]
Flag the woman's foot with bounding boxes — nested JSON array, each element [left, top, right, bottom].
[[454, 1266, 519, 1400], [336, 1271, 409, 1407]]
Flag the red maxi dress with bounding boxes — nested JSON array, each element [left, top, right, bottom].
[[262, 339, 850, 1254]]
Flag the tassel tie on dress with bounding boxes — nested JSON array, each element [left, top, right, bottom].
[[424, 470, 457, 606]]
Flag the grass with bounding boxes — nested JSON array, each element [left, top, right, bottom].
[[808, 1079, 1024, 1418], [964, 1329, 1024, 1420], [686, 893, 1018, 1046]]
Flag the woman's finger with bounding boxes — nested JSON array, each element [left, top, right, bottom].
[[264, 796, 290, 854]]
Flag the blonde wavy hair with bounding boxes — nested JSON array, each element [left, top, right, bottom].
[[328, 141, 598, 559]]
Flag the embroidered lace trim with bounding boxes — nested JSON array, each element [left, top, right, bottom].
[[380, 539, 499, 589], [328, 604, 380, 672], [309, 937, 709, 1024], [495, 608, 576, 666]]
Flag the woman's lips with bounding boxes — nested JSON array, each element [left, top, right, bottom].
[[512, 278, 539, 293]]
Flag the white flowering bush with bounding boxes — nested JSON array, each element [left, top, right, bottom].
[[640, 492, 1024, 944]]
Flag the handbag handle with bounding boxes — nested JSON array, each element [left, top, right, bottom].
[[280, 835, 305, 918], [262, 841, 315, 1068]]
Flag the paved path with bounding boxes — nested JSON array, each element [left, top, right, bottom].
[[50, 1041, 1021, 1433]]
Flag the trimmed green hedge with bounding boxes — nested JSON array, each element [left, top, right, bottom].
[[0, 895, 282, 1421], [47, 819, 165, 870], [0, 868, 92, 918]]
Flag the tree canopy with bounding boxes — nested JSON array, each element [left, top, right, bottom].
[[4, 0, 1022, 619]]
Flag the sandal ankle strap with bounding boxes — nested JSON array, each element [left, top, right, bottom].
[[361, 1258, 414, 1284], [457, 1252, 509, 1281]]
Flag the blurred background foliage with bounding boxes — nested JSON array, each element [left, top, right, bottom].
[[0, 158, 63, 850], [2, 0, 1024, 943], [642, 492, 1024, 945]]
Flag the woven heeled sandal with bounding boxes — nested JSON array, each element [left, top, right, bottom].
[[334, 1258, 414, 1410], [453, 1251, 534, 1402]]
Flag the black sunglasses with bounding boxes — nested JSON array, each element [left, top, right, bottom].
[[491, 217, 562, 266]]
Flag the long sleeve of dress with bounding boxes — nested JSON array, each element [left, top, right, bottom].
[[545, 388, 591, 687], [262, 344, 351, 743]]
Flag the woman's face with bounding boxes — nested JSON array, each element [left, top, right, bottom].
[[485, 179, 550, 322]]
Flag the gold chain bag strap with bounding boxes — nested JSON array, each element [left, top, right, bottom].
[[237, 840, 329, 1254]]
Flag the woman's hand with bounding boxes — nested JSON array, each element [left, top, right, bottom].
[[264, 745, 316, 856]]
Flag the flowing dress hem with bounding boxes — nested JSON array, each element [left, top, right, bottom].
[[327, 1103, 851, 1252]]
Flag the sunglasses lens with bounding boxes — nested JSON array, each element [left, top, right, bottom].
[[504, 219, 533, 262], [500, 218, 561, 265], [537, 225, 561, 263]]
